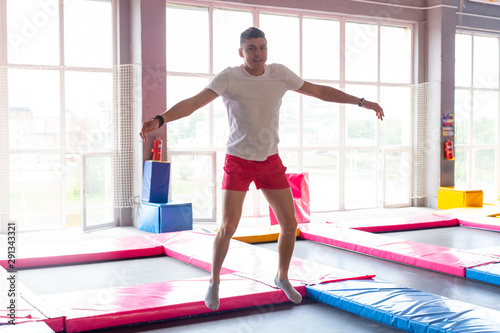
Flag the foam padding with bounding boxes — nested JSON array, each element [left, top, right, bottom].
[[438, 187, 483, 210], [0, 322, 55, 332], [467, 263, 500, 286], [458, 216, 500, 232], [0, 268, 65, 332], [146, 231, 375, 286], [42, 275, 294, 333], [307, 279, 500, 333], [299, 224, 499, 276], [139, 201, 193, 233], [325, 214, 458, 232], [470, 246, 500, 258], [142, 160, 170, 203], [231, 225, 300, 243], [0, 237, 163, 269]]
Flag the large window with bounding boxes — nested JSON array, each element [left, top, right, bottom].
[[165, 2, 414, 220], [1, 0, 123, 232], [455, 33, 500, 201]]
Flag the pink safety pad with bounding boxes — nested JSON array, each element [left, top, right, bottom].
[[325, 214, 458, 232], [0, 237, 164, 269], [146, 231, 375, 286], [0, 268, 65, 332], [299, 224, 499, 276], [458, 216, 500, 232], [42, 274, 296, 333], [434, 207, 500, 232]]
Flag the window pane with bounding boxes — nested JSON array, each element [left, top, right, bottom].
[[345, 149, 377, 209], [170, 154, 214, 219], [303, 84, 340, 147], [384, 151, 410, 206], [472, 90, 498, 145], [65, 154, 82, 227], [473, 35, 499, 89], [7, 0, 60, 65], [345, 22, 378, 82], [454, 149, 468, 187], [10, 154, 61, 231], [8, 69, 60, 149], [302, 18, 340, 80], [213, 8, 253, 74], [64, 0, 113, 68], [65, 72, 114, 152], [166, 76, 210, 148], [260, 13, 300, 74], [380, 86, 411, 146], [303, 150, 339, 212], [473, 149, 496, 200], [84, 155, 114, 227], [380, 26, 411, 84], [345, 85, 378, 146], [167, 5, 209, 73], [454, 89, 472, 145], [455, 34, 472, 87]]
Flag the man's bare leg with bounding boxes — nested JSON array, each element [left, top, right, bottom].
[[205, 189, 246, 311], [262, 188, 302, 304]]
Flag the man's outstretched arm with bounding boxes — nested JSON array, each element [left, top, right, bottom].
[[295, 81, 384, 121], [140, 88, 219, 141]]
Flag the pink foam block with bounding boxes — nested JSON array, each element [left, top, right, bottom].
[[0, 237, 163, 269], [299, 224, 499, 276], [270, 172, 310, 225], [146, 231, 374, 286], [325, 215, 458, 232], [42, 275, 295, 333]]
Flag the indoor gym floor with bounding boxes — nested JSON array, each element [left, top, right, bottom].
[[7, 207, 500, 332]]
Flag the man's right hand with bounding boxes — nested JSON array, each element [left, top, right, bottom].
[[140, 118, 160, 142]]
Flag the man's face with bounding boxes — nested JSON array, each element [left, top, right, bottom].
[[239, 37, 267, 76]]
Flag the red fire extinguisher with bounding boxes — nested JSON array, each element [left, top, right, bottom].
[[445, 138, 454, 160], [151, 134, 162, 161]]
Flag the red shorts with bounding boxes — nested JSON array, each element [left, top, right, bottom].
[[222, 154, 290, 191]]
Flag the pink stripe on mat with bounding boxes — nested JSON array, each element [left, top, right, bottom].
[[43, 275, 297, 333], [147, 231, 375, 287], [325, 214, 458, 232], [0, 237, 163, 269], [299, 224, 499, 276]]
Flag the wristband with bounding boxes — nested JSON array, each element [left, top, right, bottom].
[[358, 98, 365, 107], [153, 115, 165, 128]]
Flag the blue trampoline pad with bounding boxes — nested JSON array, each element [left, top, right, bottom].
[[467, 263, 500, 286], [306, 279, 500, 333]]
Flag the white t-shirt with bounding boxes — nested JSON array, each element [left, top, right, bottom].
[[206, 64, 304, 161]]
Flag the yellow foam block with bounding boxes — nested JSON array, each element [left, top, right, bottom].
[[232, 225, 300, 244], [438, 187, 483, 210]]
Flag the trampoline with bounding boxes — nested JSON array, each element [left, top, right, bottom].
[[1, 213, 500, 332]]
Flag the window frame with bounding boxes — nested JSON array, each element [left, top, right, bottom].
[[0, 0, 119, 231], [165, 1, 415, 219]]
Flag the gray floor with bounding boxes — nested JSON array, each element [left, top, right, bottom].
[[8, 208, 500, 332]]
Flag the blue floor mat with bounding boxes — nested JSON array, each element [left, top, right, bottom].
[[306, 279, 500, 333], [467, 262, 500, 286]]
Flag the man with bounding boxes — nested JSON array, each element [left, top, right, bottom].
[[140, 27, 384, 311]]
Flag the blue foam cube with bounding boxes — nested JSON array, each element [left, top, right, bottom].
[[142, 161, 170, 203], [139, 201, 193, 233]]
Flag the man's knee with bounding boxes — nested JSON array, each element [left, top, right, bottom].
[[280, 218, 298, 235], [218, 222, 238, 239]]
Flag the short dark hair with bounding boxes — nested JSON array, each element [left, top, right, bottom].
[[240, 27, 266, 48]]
